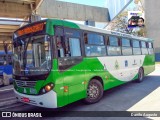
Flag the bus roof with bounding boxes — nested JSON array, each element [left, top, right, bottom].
[[14, 19, 153, 42], [46, 19, 153, 42]]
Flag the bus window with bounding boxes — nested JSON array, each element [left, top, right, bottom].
[[148, 42, 153, 48], [69, 38, 81, 57], [148, 42, 154, 54], [55, 27, 63, 36], [87, 33, 104, 45], [141, 41, 148, 55], [122, 38, 132, 55], [84, 32, 106, 57], [132, 40, 141, 55], [56, 36, 65, 57], [133, 40, 140, 48], [64, 28, 81, 38], [122, 38, 130, 47], [107, 36, 121, 56], [109, 36, 119, 46], [56, 36, 81, 57]]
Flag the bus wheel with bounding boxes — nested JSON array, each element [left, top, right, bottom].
[[83, 79, 103, 104], [136, 68, 144, 83]]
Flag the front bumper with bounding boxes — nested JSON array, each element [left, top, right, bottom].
[[14, 89, 57, 108]]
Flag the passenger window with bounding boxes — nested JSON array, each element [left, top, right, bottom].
[[147, 42, 154, 54], [133, 40, 140, 48], [56, 36, 81, 57], [109, 36, 118, 46], [122, 38, 130, 47], [55, 27, 63, 36], [122, 38, 132, 55], [141, 41, 147, 48], [132, 40, 141, 55], [84, 32, 106, 56], [84, 33, 104, 45], [141, 41, 148, 55], [148, 42, 153, 48], [107, 36, 121, 56], [56, 36, 65, 57], [64, 29, 81, 38], [69, 38, 81, 57], [85, 45, 106, 57]]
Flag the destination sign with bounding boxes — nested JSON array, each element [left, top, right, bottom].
[[17, 22, 45, 37]]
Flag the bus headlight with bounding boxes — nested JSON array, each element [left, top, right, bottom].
[[39, 83, 54, 95]]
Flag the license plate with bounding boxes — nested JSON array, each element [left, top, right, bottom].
[[30, 88, 36, 94], [22, 97, 30, 103]]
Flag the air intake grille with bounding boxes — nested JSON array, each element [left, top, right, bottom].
[[15, 80, 36, 88]]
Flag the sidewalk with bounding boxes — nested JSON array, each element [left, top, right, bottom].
[[128, 64, 160, 119]]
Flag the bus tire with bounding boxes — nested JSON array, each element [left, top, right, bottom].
[[83, 79, 103, 104], [136, 67, 144, 83]]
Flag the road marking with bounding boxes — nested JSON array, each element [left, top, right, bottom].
[[0, 97, 16, 102], [0, 99, 18, 107], [0, 102, 25, 111], [0, 88, 13, 92]]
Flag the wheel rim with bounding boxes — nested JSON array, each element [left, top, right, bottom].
[[87, 83, 100, 99]]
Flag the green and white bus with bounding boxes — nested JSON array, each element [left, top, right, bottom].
[[13, 19, 155, 108]]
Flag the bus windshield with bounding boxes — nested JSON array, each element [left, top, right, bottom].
[[13, 35, 52, 76]]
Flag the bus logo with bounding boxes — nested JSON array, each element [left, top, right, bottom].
[[2, 112, 11, 117], [115, 60, 119, 70], [125, 60, 128, 67], [103, 64, 107, 70], [132, 60, 137, 66]]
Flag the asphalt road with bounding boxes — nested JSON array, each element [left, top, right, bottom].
[[0, 65, 160, 120]]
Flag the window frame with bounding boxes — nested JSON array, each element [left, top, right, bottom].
[[121, 37, 133, 56], [132, 39, 141, 48], [55, 26, 83, 58], [141, 41, 147, 48], [83, 31, 107, 57], [121, 38, 131, 47], [147, 42, 154, 55], [106, 35, 122, 56], [55, 26, 153, 57], [108, 35, 120, 47], [83, 31, 105, 46]]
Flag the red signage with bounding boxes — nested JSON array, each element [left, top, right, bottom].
[[17, 22, 45, 37]]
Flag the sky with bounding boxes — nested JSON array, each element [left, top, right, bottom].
[[57, 0, 107, 7]]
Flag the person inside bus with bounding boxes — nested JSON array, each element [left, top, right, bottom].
[[138, 17, 145, 27], [56, 36, 64, 57]]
